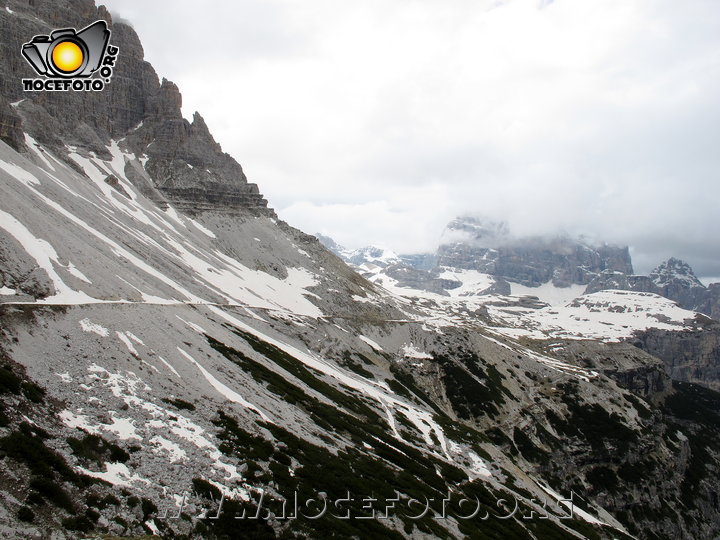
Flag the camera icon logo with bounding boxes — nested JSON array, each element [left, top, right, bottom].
[[22, 20, 110, 78]]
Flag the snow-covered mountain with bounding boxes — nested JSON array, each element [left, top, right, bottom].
[[586, 257, 719, 318], [1, 2, 719, 539], [316, 234, 401, 268], [437, 217, 634, 288]]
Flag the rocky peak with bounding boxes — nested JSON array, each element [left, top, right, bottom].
[[650, 257, 705, 289], [155, 78, 183, 119], [0, 0, 272, 215], [315, 233, 343, 254], [440, 216, 510, 247], [347, 245, 400, 267], [314, 235, 400, 268]]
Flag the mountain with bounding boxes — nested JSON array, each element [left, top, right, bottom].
[[316, 234, 401, 268], [586, 257, 719, 318], [1, 2, 720, 539], [437, 217, 634, 287], [323, 216, 638, 300]]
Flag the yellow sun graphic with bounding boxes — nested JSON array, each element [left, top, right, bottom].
[[51, 41, 83, 73]]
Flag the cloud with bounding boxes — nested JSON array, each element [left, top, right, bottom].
[[102, 0, 720, 277]]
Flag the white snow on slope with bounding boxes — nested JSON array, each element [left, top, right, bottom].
[[116, 331, 140, 356], [205, 306, 453, 460], [468, 450, 492, 479], [537, 482, 606, 526], [80, 318, 110, 337], [503, 290, 697, 342], [82, 363, 244, 481], [59, 410, 101, 434], [436, 268, 497, 296], [150, 435, 187, 462], [105, 414, 141, 440], [509, 281, 587, 306], [0, 158, 40, 186], [78, 462, 150, 487], [400, 343, 433, 359], [359, 335, 384, 351], [177, 347, 270, 422], [3, 143, 325, 316], [188, 217, 216, 238], [0, 208, 97, 304], [481, 331, 598, 381], [25, 134, 56, 172]]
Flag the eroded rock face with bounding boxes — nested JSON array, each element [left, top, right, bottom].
[[632, 319, 720, 391], [699, 284, 720, 320], [436, 217, 633, 287], [0, 0, 271, 215]]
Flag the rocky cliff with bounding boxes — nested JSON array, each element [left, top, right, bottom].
[[0, 0, 270, 215], [437, 217, 634, 287], [631, 318, 720, 391]]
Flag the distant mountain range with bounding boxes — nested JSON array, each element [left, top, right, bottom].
[[318, 216, 720, 319], [319, 222, 720, 393]]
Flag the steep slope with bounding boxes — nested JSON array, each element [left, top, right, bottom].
[[0, 2, 719, 540]]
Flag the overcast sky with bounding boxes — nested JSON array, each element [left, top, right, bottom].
[[101, 0, 720, 278]]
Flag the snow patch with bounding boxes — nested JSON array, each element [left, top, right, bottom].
[[150, 435, 187, 462], [509, 281, 586, 306], [78, 462, 150, 487], [400, 343, 432, 359], [536, 482, 606, 525], [467, 451, 492, 478], [0, 158, 40, 186], [105, 414, 141, 440], [177, 348, 270, 422], [59, 410, 100, 434], [359, 335, 383, 351], [188, 218, 216, 238], [80, 318, 110, 337]]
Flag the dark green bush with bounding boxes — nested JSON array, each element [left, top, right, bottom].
[[192, 477, 221, 500], [141, 497, 157, 519], [162, 397, 196, 411], [17, 506, 34, 522], [29, 477, 74, 512], [0, 426, 76, 481], [0, 366, 22, 394], [67, 433, 130, 464], [21, 381, 45, 403], [61, 515, 94, 532]]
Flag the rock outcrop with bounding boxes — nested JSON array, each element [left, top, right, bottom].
[[699, 283, 720, 320], [632, 318, 720, 391], [0, 0, 270, 215]]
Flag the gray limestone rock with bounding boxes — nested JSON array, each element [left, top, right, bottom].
[[632, 317, 720, 391], [1, 0, 271, 216], [436, 217, 633, 287]]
